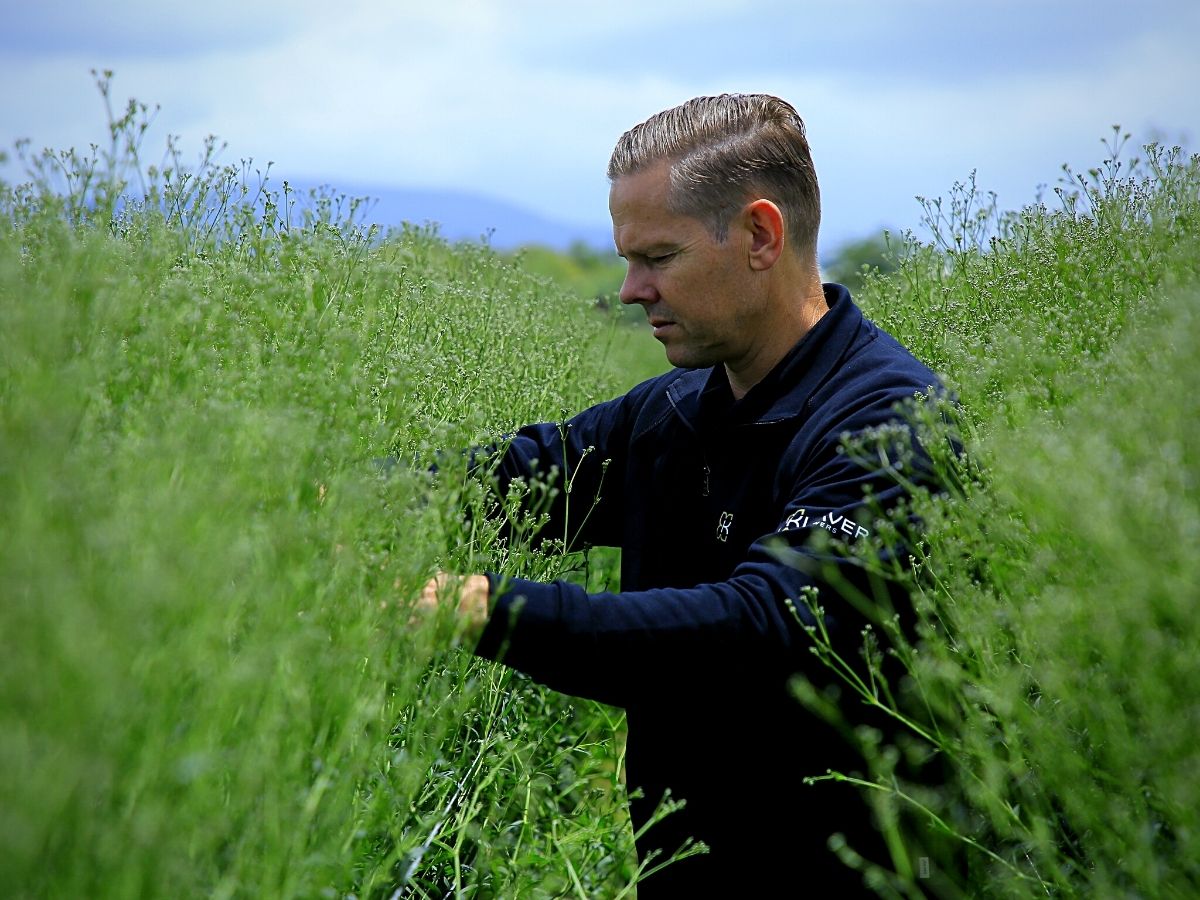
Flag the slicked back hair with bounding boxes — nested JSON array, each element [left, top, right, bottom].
[[608, 94, 821, 257]]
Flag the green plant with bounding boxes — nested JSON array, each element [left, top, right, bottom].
[[794, 133, 1200, 897], [0, 76, 645, 898]]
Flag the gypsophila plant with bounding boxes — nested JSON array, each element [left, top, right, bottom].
[[6, 69, 1199, 898], [789, 132, 1200, 897], [0, 75, 648, 899]]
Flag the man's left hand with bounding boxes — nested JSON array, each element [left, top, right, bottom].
[[416, 571, 491, 640]]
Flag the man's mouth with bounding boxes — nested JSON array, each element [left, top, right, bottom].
[[649, 319, 676, 339]]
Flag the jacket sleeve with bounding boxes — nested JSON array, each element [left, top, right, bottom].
[[474, 375, 666, 553], [473, 415, 931, 709]]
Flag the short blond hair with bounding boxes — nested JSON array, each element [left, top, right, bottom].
[[608, 94, 821, 256]]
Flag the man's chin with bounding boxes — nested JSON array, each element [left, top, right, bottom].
[[662, 345, 713, 370]]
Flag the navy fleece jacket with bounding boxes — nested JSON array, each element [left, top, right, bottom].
[[473, 284, 942, 895]]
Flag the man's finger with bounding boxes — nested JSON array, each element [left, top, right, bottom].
[[407, 572, 490, 637], [406, 574, 445, 627]]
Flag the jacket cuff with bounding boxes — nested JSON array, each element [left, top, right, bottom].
[[473, 573, 564, 663]]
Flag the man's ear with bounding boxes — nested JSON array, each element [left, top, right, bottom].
[[744, 199, 786, 271]]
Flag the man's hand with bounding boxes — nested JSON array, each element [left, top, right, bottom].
[[416, 571, 491, 641]]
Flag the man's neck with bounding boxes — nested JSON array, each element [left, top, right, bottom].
[[725, 276, 828, 400]]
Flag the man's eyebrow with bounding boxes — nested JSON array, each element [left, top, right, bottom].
[[618, 243, 677, 260]]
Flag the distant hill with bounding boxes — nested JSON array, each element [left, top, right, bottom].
[[301, 183, 614, 251]]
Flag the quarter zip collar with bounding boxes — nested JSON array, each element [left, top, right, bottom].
[[666, 283, 865, 430]]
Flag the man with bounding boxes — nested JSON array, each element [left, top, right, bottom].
[[419, 94, 941, 895]]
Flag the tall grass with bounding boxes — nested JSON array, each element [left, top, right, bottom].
[[1, 78, 640, 898], [802, 133, 1200, 897], [4, 75, 1199, 898]]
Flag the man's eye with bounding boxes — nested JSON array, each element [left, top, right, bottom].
[[647, 253, 675, 265]]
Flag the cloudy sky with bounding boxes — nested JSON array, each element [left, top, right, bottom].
[[2, 0, 1198, 255]]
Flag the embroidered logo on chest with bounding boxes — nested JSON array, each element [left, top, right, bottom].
[[715, 511, 734, 543]]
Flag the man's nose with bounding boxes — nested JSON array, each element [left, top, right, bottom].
[[619, 267, 658, 306]]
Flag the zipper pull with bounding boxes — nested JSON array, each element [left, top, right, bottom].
[[701, 464, 711, 497]]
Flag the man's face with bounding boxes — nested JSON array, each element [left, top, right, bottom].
[[610, 162, 767, 372]]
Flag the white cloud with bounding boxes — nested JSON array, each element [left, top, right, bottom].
[[2, 0, 1197, 249]]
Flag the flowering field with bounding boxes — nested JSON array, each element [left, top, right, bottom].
[[1, 91, 1197, 897]]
